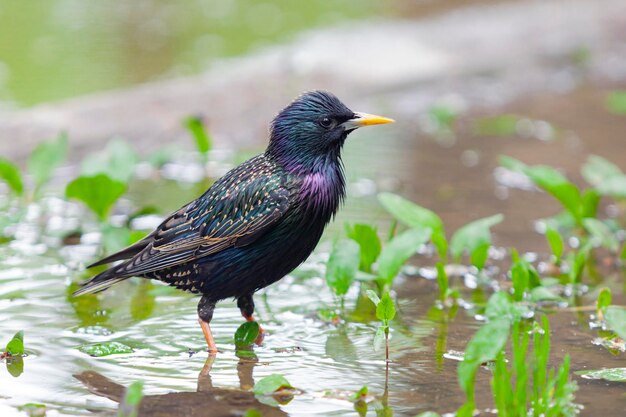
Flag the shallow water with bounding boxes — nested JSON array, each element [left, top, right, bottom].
[[1, 80, 625, 416]]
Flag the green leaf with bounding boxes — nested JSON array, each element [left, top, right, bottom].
[[78, 341, 133, 357], [243, 409, 263, 417], [373, 325, 386, 352], [596, 288, 612, 314], [576, 368, 626, 382], [5, 330, 24, 355], [366, 289, 380, 306], [27, 132, 68, 192], [621, 244, 626, 261], [119, 380, 144, 417], [511, 261, 529, 302], [583, 218, 619, 252], [82, 138, 138, 182], [545, 227, 564, 261], [348, 386, 369, 402], [605, 307, 626, 341], [376, 292, 396, 322], [606, 91, 626, 114], [484, 291, 519, 323], [501, 156, 584, 222], [0, 158, 24, 196], [234, 321, 260, 347], [450, 214, 503, 266], [429, 105, 457, 130], [378, 193, 444, 233], [66, 174, 127, 222], [581, 155, 623, 186], [184, 116, 212, 158], [377, 228, 432, 285], [325, 239, 360, 296], [101, 224, 132, 254], [597, 175, 626, 198], [458, 318, 510, 399], [345, 223, 381, 272], [252, 374, 293, 395], [473, 114, 519, 136], [17, 403, 46, 417]]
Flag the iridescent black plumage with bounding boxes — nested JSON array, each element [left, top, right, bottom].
[[75, 91, 393, 352]]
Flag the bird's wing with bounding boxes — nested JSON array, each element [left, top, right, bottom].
[[110, 165, 291, 277]]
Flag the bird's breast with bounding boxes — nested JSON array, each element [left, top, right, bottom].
[[298, 169, 345, 221]]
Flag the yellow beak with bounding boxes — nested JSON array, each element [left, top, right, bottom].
[[342, 112, 395, 130]]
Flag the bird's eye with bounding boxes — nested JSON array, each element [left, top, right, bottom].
[[319, 117, 334, 128]]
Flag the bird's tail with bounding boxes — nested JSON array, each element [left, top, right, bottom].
[[73, 264, 131, 296]]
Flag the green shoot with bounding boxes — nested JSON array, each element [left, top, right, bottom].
[[184, 116, 213, 163], [376, 228, 431, 290], [345, 223, 381, 273], [27, 132, 68, 197], [596, 287, 612, 320], [0, 158, 24, 196], [366, 290, 396, 362], [450, 214, 503, 270], [81, 138, 138, 183], [545, 226, 564, 265]]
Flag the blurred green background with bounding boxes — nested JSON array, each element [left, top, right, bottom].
[[0, 0, 386, 107]]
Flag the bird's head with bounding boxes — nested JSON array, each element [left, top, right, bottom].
[[267, 91, 394, 172]]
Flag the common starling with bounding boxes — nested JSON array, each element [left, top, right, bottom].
[[75, 91, 394, 353]]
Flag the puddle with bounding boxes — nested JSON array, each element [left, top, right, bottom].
[[1, 81, 625, 416]]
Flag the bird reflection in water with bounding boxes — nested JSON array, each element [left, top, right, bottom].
[[74, 352, 289, 417]]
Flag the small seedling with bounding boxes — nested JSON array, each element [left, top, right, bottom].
[[450, 214, 503, 270], [0, 158, 24, 196], [4, 330, 25, 357], [28, 132, 68, 197], [596, 287, 612, 320], [366, 290, 396, 362], [545, 226, 564, 265], [184, 116, 213, 164], [376, 228, 431, 291]]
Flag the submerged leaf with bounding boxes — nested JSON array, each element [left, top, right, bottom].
[[252, 374, 293, 395], [78, 341, 133, 357], [66, 174, 127, 222], [0, 158, 24, 196]]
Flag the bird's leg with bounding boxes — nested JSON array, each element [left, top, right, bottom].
[[237, 294, 265, 344], [198, 295, 218, 354]]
